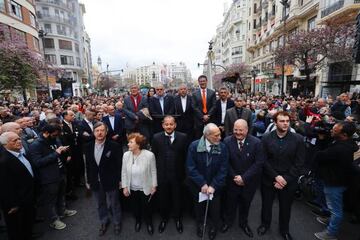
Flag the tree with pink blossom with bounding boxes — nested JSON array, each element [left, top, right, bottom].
[[0, 24, 44, 104], [273, 22, 355, 92]]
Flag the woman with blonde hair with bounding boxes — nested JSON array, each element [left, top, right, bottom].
[[121, 133, 157, 235]]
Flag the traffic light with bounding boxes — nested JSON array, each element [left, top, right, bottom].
[[353, 12, 360, 63]]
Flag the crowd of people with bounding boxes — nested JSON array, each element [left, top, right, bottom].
[[0, 74, 359, 240]]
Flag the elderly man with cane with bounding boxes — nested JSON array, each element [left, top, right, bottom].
[[186, 123, 228, 240]]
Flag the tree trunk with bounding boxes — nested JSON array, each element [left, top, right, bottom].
[[22, 87, 28, 106]]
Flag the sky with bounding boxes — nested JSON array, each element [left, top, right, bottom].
[[82, 0, 232, 79]]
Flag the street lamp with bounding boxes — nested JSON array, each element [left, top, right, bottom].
[[38, 29, 51, 98], [280, 0, 290, 95], [251, 66, 258, 95], [207, 40, 214, 89]]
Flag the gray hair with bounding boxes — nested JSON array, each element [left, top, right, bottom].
[[93, 122, 108, 132], [0, 132, 17, 145], [0, 122, 20, 134], [203, 123, 218, 136]]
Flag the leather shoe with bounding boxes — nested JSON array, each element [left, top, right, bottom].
[[208, 227, 217, 240], [240, 224, 254, 238], [281, 232, 293, 240], [158, 220, 167, 233], [135, 221, 141, 232], [220, 223, 230, 233], [175, 219, 183, 233], [147, 223, 154, 235], [257, 225, 268, 236], [98, 222, 109, 236], [114, 224, 121, 235], [197, 225, 204, 238]]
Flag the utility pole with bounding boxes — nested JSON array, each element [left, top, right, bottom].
[[280, 0, 289, 96], [207, 40, 214, 89]]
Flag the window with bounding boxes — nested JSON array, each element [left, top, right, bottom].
[[58, 39, 72, 50], [56, 25, 66, 35], [30, 13, 36, 28], [308, 16, 316, 31], [232, 46, 243, 55], [0, 0, 5, 12], [44, 24, 52, 33], [76, 57, 81, 67], [232, 57, 242, 64], [60, 55, 74, 65], [45, 54, 57, 64], [42, 7, 49, 16], [9, 0, 23, 20], [44, 38, 54, 48], [13, 29, 26, 43], [33, 37, 39, 51], [75, 43, 79, 53]]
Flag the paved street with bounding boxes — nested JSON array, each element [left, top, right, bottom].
[[2, 188, 358, 240]]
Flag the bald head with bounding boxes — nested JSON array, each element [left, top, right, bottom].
[[1, 122, 22, 136], [233, 119, 248, 141]]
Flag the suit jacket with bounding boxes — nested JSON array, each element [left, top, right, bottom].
[[192, 88, 216, 127], [224, 107, 253, 136], [224, 135, 264, 193], [174, 95, 194, 134], [84, 140, 122, 192], [151, 131, 188, 184], [102, 114, 123, 143], [61, 120, 79, 157], [149, 95, 175, 133], [0, 150, 35, 210], [213, 99, 235, 126], [29, 136, 65, 185], [78, 119, 95, 144], [122, 95, 148, 130]]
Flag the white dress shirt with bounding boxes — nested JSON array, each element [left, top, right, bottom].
[[85, 118, 93, 132], [165, 132, 175, 144], [181, 96, 187, 113], [221, 100, 227, 124], [108, 115, 115, 130]]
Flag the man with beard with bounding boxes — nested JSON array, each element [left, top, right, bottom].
[[29, 124, 77, 230], [151, 116, 188, 234], [257, 111, 305, 240]]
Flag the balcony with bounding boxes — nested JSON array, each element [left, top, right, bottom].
[[262, 18, 268, 26], [37, 13, 73, 26], [321, 0, 344, 18], [35, 0, 71, 11], [269, 11, 276, 20], [262, 0, 269, 9]]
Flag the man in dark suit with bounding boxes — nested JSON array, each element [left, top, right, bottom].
[[84, 122, 122, 236], [224, 96, 253, 137], [258, 111, 305, 240], [149, 84, 175, 134], [102, 105, 123, 147], [78, 110, 95, 145], [151, 116, 188, 234], [174, 84, 194, 141], [221, 119, 265, 237], [213, 87, 235, 138], [61, 110, 81, 199], [186, 123, 228, 240], [192, 75, 217, 139], [122, 84, 150, 139], [0, 132, 35, 240], [29, 123, 77, 231]]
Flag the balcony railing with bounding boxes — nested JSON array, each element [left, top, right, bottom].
[[269, 11, 276, 19], [35, 0, 71, 10], [262, 18, 268, 25], [321, 0, 344, 18], [37, 13, 72, 25]]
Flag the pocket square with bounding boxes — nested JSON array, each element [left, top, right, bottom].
[[105, 151, 111, 158]]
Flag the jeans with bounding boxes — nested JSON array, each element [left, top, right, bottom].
[[314, 179, 329, 212], [94, 186, 122, 225], [324, 186, 346, 235]]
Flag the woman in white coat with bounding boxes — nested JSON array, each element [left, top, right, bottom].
[[122, 133, 157, 235]]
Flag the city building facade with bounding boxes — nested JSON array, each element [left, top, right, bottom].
[[35, 0, 91, 98]]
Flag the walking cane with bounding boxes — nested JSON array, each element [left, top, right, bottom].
[[202, 194, 210, 240]]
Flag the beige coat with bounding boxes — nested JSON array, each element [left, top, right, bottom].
[[121, 149, 157, 196]]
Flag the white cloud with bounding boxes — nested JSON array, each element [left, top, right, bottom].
[[82, 0, 232, 79]]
